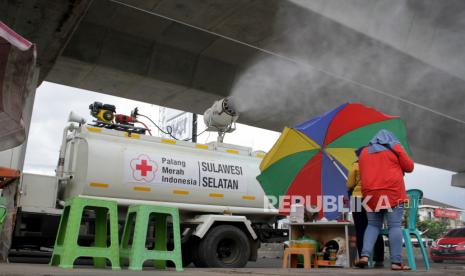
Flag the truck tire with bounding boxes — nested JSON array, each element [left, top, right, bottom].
[[198, 225, 251, 268], [191, 238, 207, 267], [181, 239, 194, 267]]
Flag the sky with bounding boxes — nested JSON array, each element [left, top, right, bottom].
[[23, 82, 465, 210]]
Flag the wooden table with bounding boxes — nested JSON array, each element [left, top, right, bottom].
[[289, 221, 354, 268]]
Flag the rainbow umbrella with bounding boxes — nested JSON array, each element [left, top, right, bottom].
[[257, 103, 411, 220]]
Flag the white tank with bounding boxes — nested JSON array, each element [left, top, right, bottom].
[[60, 125, 276, 216]]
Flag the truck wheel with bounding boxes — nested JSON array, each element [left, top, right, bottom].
[[191, 238, 207, 267], [198, 225, 250, 268], [181, 239, 193, 267]]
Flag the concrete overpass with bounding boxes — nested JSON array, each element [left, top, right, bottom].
[[2, 0, 465, 186]]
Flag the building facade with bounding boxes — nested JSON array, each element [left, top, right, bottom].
[[419, 198, 464, 229]]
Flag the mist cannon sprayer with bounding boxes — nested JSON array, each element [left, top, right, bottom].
[[203, 97, 239, 143]]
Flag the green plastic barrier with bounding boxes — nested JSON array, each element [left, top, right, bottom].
[[0, 197, 7, 233]]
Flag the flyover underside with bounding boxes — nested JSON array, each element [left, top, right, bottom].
[[6, 0, 464, 173], [49, 54, 465, 175]]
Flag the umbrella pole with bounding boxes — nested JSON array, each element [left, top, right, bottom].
[[323, 150, 348, 180], [324, 150, 350, 220]]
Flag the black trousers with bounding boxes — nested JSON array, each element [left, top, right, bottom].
[[352, 204, 385, 262]]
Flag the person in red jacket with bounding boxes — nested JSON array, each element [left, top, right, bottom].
[[355, 129, 414, 270]]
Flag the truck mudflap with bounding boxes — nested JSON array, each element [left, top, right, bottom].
[[185, 214, 257, 240]]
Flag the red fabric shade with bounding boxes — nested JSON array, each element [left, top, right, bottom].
[[0, 21, 35, 151]]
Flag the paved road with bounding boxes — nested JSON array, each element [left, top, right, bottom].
[[1, 258, 464, 276]]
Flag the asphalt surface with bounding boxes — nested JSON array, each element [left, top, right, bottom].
[[1, 258, 464, 276]]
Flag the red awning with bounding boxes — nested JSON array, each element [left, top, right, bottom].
[[0, 21, 36, 151]]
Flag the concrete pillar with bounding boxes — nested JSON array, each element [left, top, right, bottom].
[[452, 172, 465, 188]]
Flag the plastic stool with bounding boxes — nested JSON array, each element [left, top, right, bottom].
[[368, 189, 430, 271], [282, 247, 317, 269], [50, 197, 121, 269], [402, 189, 430, 271], [120, 205, 183, 271]]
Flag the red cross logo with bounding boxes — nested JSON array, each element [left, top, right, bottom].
[[136, 160, 152, 176], [130, 154, 158, 182]]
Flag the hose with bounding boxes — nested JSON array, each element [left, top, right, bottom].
[[184, 129, 207, 141], [137, 114, 179, 140], [136, 121, 152, 136]]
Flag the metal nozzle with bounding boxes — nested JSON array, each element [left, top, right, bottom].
[[222, 97, 237, 116]]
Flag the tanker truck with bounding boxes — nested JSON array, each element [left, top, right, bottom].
[[10, 98, 286, 267]]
